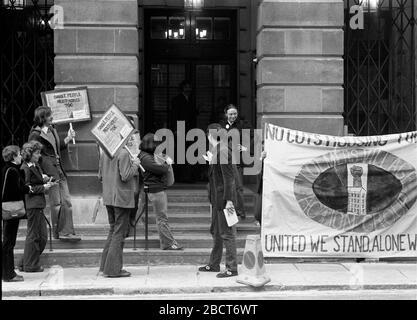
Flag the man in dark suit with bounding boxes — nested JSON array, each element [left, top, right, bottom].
[[198, 123, 238, 278], [170, 80, 199, 182], [220, 104, 253, 219]]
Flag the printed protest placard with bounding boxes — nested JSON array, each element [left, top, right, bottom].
[[124, 132, 140, 159], [91, 104, 135, 159], [41, 87, 91, 124]]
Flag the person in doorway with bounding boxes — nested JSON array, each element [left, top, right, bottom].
[[199, 123, 238, 278], [170, 80, 199, 183], [1, 145, 29, 282], [98, 141, 142, 278], [210, 96, 227, 123], [220, 104, 251, 219], [28, 106, 80, 241], [171, 80, 198, 132], [139, 133, 183, 250], [19, 141, 55, 272]]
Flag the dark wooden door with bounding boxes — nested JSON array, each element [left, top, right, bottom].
[[144, 9, 237, 134]]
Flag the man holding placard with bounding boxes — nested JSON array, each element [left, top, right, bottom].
[[28, 106, 81, 241]]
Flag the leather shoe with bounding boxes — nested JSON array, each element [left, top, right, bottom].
[[59, 234, 81, 242], [24, 266, 44, 273], [103, 270, 131, 278], [164, 244, 183, 250], [198, 265, 220, 272], [3, 275, 24, 282], [216, 270, 238, 278]]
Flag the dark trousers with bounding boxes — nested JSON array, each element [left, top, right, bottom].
[[234, 166, 246, 217], [19, 209, 47, 271], [100, 206, 130, 276], [2, 218, 20, 280], [208, 206, 238, 272], [126, 191, 140, 238]]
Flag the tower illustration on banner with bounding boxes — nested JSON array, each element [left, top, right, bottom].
[[347, 164, 367, 216]]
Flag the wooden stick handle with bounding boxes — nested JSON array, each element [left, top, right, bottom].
[[69, 123, 75, 144]]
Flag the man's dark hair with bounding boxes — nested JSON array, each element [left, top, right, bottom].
[[224, 104, 238, 114], [139, 133, 159, 154], [179, 80, 191, 91], [206, 123, 230, 142], [33, 106, 52, 127], [206, 123, 223, 135]]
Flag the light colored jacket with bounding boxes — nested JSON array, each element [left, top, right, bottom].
[[98, 149, 139, 208]]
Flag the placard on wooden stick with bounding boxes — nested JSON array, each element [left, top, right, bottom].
[[91, 104, 135, 159], [41, 87, 91, 124]]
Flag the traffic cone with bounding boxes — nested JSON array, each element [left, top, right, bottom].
[[236, 234, 271, 287]]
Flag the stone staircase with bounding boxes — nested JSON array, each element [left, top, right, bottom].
[[14, 185, 260, 267]]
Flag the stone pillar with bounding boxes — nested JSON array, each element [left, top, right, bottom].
[[415, 1, 417, 127], [54, 0, 139, 224], [256, 0, 344, 135]]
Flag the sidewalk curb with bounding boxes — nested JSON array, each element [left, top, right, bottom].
[[3, 283, 417, 298]]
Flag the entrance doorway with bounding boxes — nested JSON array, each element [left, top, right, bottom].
[[144, 9, 237, 134]]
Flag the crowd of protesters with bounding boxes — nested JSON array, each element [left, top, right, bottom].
[[2, 102, 263, 281]]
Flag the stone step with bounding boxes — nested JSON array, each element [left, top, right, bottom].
[[14, 233, 259, 250], [13, 248, 246, 267], [144, 203, 255, 213], [13, 248, 413, 268], [166, 194, 256, 203], [68, 187, 257, 225], [16, 222, 260, 237], [22, 214, 257, 226]]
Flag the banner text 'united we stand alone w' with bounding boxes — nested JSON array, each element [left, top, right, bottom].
[[261, 123, 417, 258]]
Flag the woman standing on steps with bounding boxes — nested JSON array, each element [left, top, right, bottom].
[[1, 145, 29, 282], [19, 141, 56, 273], [28, 106, 81, 242], [138, 133, 183, 251]]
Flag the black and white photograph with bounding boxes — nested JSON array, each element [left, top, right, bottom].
[[0, 0, 416, 312]]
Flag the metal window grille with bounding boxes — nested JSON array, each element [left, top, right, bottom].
[[344, 0, 415, 135], [1, 0, 54, 149]]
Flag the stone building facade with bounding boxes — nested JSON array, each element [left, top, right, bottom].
[[48, 0, 415, 224]]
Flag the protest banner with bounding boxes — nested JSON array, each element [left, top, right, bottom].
[[41, 87, 91, 124], [91, 104, 135, 159], [262, 123, 417, 258]]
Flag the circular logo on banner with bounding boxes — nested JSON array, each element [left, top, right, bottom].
[[293, 149, 417, 233]]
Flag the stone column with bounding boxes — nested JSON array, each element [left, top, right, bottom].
[[256, 0, 344, 135], [54, 0, 139, 224], [415, 1, 417, 127]]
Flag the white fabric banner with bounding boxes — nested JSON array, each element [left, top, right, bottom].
[[261, 123, 417, 258]]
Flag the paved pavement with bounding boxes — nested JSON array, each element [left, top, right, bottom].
[[5, 289, 416, 300], [2, 262, 416, 299]]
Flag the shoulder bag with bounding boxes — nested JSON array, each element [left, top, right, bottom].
[[2, 167, 26, 220]]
